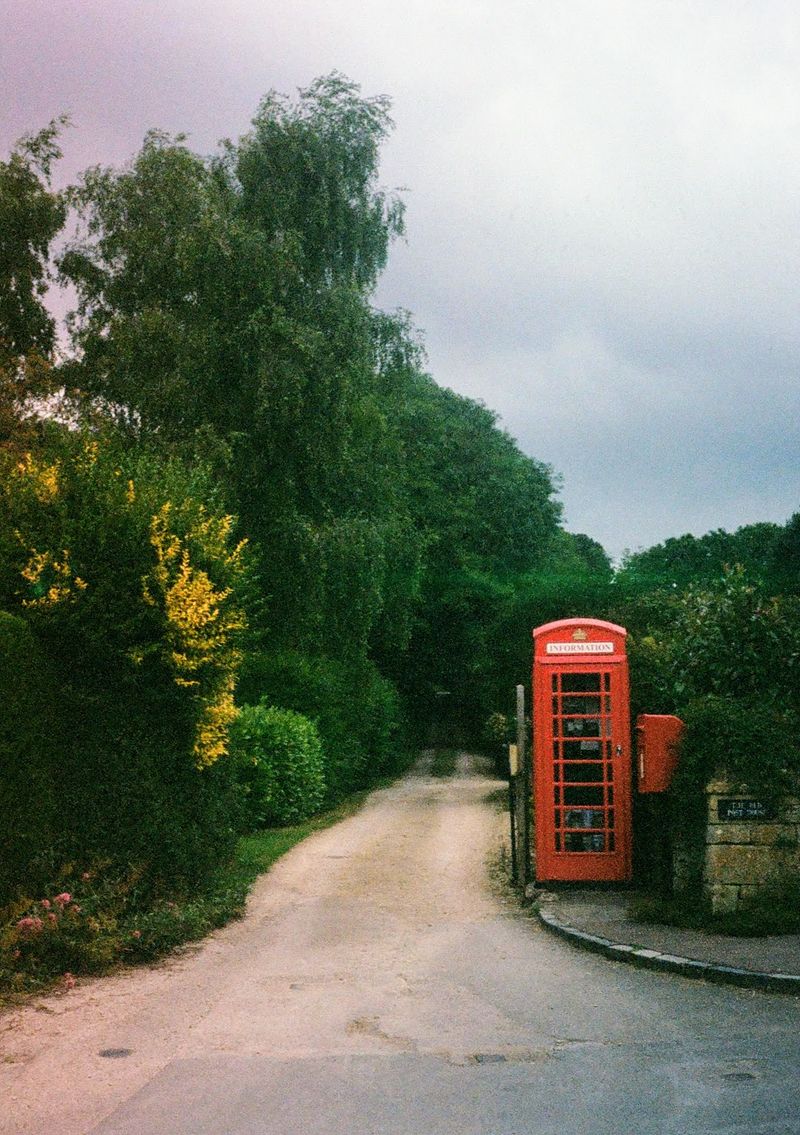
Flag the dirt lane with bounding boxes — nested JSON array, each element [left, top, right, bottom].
[[0, 753, 506, 1132]]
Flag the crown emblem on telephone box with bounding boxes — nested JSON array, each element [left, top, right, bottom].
[[572, 628, 588, 641]]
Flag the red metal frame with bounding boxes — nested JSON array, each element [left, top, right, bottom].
[[532, 618, 632, 883]]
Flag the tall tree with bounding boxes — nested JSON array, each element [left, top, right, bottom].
[[0, 117, 68, 445], [60, 76, 411, 657]]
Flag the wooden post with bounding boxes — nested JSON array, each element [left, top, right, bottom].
[[515, 683, 530, 885], [508, 744, 518, 883]]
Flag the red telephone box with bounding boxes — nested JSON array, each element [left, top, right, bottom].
[[532, 618, 632, 883]]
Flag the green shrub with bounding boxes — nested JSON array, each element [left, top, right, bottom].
[[0, 612, 56, 904], [675, 695, 799, 802], [231, 705, 325, 827], [239, 650, 404, 801], [618, 569, 800, 799], [0, 434, 249, 897]]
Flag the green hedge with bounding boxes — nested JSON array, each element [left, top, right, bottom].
[[0, 436, 249, 902], [231, 705, 325, 827], [0, 612, 55, 904], [674, 695, 799, 803], [238, 650, 403, 801]]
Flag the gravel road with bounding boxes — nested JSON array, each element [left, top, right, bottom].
[[2, 752, 799, 1134]]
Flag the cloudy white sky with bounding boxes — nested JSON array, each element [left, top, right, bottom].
[[2, 0, 798, 558]]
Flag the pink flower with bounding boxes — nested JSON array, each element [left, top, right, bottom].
[[62, 973, 77, 989], [53, 892, 71, 907], [72, 905, 82, 913], [81, 872, 91, 881], [40, 898, 51, 909], [12, 949, 21, 959], [131, 930, 142, 939], [47, 912, 57, 924], [16, 916, 43, 935]]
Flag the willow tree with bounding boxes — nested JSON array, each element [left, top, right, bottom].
[[60, 76, 416, 662], [0, 117, 67, 445]]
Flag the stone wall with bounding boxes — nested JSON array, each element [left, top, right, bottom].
[[703, 778, 800, 914]]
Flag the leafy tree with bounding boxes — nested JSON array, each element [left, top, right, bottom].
[[370, 330, 564, 733], [767, 513, 800, 595], [0, 117, 68, 445], [59, 76, 412, 668], [617, 522, 788, 593]]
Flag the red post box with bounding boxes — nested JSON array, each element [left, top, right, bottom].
[[636, 714, 684, 793], [532, 618, 632, 883]]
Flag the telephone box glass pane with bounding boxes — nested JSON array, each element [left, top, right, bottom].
[[562, 673, 601, 692], [563, 762, 604, 783], [563, 740, 602, 760], [564, 808, 605, 828], [565, 833, 606, 852], [562, 695, 601, 715], [564, 785, 604, 805]]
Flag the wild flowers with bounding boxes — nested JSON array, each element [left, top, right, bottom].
[[1, 875, 120, 993], [14, 892, 78, 937]]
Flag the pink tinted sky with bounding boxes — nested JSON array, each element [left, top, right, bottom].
[[3, 0, 799, 558]]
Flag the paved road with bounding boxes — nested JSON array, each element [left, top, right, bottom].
[[2, 753, 799, 1134]]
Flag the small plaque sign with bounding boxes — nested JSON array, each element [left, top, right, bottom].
[[717, 798, 776, 822]]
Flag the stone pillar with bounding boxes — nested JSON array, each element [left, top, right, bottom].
[[703, 778, 800, 914]]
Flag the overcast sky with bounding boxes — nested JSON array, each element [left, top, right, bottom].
[[2, 0, 798, 558]]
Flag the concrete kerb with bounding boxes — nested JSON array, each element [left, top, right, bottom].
[[536, 908, 800, 995]]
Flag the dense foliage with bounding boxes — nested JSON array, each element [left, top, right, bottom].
[[0, 435, 249, 901], [231, 705, 326, 827], [0, 117, 68, 446], [0, 78, 569, 935], [620, 568, 800, 798], [55, 75, 566, 747], [617, 518, 800, 597]]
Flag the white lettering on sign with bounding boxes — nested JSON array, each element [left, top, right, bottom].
[[545, 642, 615, 654]]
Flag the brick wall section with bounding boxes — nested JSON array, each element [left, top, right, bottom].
[[704, 778, 800, 913]]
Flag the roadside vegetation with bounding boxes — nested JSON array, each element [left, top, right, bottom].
[[0, 790, 381, 1003], [0, 77, 586, 995], [2, 74, 799, 994]]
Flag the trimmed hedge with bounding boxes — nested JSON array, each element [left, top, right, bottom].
[[238, 650, 403, 802], [231, 705, 325, 827], [0, 612, 55, 904]]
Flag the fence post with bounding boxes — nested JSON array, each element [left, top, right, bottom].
[[508, 744, 518, 882], [515, 683, 530, 886]]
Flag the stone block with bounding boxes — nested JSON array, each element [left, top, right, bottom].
[[706, 884, 740, 915], [747, 823, 794, 847], [737, 884, 763, 905], [706, 823, 753, 845], [707, 779, 733, 795], [705, 843, 778, 886]]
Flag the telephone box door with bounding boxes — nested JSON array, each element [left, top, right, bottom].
[[533, 619, 632, 883]]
